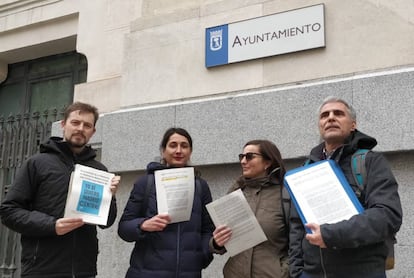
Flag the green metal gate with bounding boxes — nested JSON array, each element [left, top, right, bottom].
[[0, 110, 62, 277], [0, 51, 87, 278]]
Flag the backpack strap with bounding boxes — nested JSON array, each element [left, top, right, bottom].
[[195, 177, 202, 195], [281, 185, 291, 234], [351, 149, 397, 270], [140, 174, 154, 216], [351, 149, 369, 197]]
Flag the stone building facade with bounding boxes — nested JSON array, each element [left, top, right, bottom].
[[1, 1, 413, 277]]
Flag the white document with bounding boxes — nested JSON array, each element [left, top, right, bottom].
[[155, 167, 195, 223], [206, 189, 267, 257], [284, 160, 363, 225], [64, 164, 114, 225]]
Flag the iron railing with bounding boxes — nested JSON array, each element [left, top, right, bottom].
[[0, 109, 62, 278]]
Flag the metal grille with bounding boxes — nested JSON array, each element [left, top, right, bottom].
[[0, 109, 62, 278]]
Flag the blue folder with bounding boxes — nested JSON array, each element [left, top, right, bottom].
[[284, 160, 364, 233]]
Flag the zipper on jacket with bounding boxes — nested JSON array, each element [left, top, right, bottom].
[[175, 224, 181, 278], [319, 247, 327, 278], [32, 240, 40, 266], [72, 231, 76, 277]]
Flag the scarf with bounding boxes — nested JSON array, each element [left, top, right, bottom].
[[230, 175, 273, 192]]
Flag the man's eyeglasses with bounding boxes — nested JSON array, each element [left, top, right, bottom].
[[238, 152, 262, 162]]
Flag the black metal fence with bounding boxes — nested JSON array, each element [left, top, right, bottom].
[[0, 109, 62, 278]]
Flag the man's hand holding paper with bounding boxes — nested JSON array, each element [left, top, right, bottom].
[[305, 223, 327, 248]]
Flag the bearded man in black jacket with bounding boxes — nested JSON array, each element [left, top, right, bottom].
[[0, 102, 120, 278]]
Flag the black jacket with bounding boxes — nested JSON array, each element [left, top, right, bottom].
[[118, 162, 214, 278], [0, 137, 117, 278], [289, 130, 403, 278]]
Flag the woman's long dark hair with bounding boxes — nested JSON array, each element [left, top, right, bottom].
[[243, 139, 286, 182]]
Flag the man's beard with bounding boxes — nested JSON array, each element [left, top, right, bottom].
[[66, 134, 87, 149]]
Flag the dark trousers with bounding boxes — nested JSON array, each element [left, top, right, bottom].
[[300, 272, 386, 278]]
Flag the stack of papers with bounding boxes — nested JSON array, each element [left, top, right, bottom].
[[284, 160, 364, 230]]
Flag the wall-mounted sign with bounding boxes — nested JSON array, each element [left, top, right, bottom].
[[205, 4, 325, 68]]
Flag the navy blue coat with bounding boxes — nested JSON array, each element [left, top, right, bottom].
[[118, 162, 214, 278]]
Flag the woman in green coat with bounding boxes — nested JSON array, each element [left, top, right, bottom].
[[210, 140, 289, 278]]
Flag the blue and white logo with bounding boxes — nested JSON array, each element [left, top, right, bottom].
[[205, 25, 228, 67], [210, 29, 222, 51], [205, 4, 325, 68]]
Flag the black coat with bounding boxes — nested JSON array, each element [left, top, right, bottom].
[[288, 130, 403, 278], [0, 137, 117, 278]]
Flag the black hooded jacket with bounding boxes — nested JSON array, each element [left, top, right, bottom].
[[0, 137, 117, 278], [289, 130, 403, 278]]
